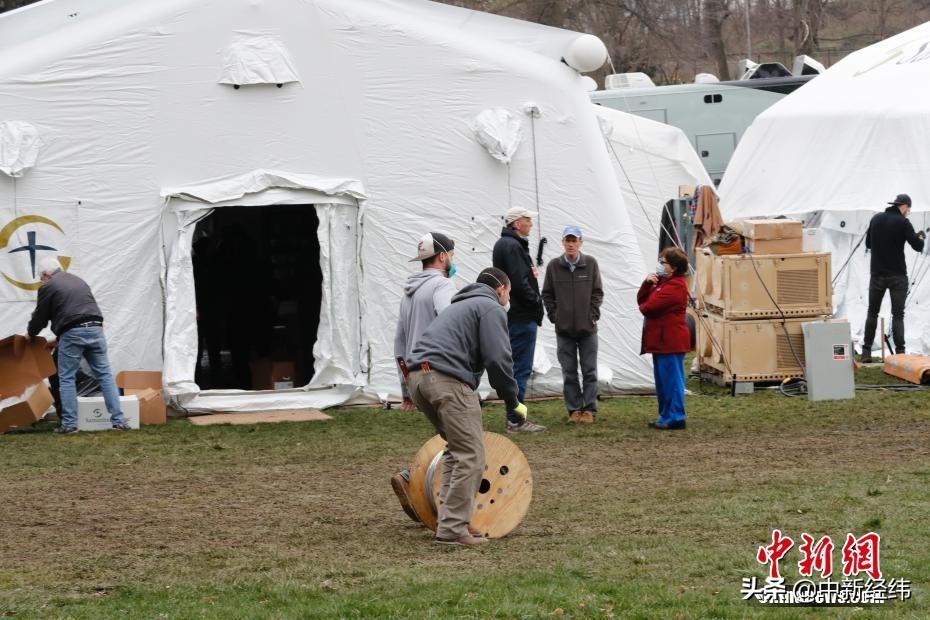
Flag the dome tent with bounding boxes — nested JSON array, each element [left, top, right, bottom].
[[0, 0, 656, 412]]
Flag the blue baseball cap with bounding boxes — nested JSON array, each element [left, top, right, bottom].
[[562, 225, 583, 239]]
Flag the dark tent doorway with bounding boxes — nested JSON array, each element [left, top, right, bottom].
[[192, 204, 323, 390]]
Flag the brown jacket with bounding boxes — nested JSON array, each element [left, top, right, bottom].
[[541, 253, 603, 337]]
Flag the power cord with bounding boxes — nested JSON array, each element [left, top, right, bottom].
[[746, 251, 808, 377]]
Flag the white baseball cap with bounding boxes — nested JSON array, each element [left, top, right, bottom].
[[504, 207, 538, 224]]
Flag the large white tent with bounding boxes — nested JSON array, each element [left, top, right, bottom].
[[0, 0, 664, 412], [719, 21, 930, 354], [594, 104, 713, 263]]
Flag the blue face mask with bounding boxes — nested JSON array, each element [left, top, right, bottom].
[[448, 263, 457, 278]]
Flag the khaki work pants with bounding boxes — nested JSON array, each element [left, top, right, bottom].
[[407, 369, 485, 540]]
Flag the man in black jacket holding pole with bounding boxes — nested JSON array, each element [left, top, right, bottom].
[[861, 194, 926, 361], [492, 207, 546, 433]]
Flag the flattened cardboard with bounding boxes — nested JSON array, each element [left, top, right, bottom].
[[188, 410, 331, 426]]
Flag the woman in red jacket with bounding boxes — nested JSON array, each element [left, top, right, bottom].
[[637, 247, 691, 430]]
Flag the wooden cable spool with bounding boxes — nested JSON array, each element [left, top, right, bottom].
[[407, 431, 532, 539]]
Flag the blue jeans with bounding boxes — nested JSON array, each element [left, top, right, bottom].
[[652, 353, 686, 424], [507, 321, 537, 423], [57, 327, 127, 430]]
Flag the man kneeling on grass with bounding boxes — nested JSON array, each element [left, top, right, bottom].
[[405, 267, 528, 547]]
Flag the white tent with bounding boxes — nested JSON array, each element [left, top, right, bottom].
[[0, 0, 657, 413], [594, 105, 713, 263], [719, 22, 930, 354]]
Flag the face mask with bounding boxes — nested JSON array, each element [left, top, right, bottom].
[[655, 263, 666, 277], [448, 263, 457, 278], [504, 302, 511, 312]]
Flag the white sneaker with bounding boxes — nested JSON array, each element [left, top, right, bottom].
[[506, 419, 546, 433]]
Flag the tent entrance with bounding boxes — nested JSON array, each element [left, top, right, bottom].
[[192, 204, 323, 390]]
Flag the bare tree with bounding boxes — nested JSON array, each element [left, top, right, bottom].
[[705, 0, 733, 79]]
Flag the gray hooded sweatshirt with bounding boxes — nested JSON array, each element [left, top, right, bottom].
[[394, 269, 456, 398], [407, 283, 519, 411]]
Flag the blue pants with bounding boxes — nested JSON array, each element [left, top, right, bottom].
[[652, 352, 686, 424], [57, 327, 127, 430], [507, 320, 537, 423]]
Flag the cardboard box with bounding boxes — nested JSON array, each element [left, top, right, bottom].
[[116, 371, 166, 425], [0, 335, 56, 400], [0, 383, 53, 433], [77, 395, 140, 431], [740, 218, 803, 240], [695, 249, 832, 320], [0, 335, 56, 433], [134, 388, 167, 425], [745, 236, 804, 254], [250, 359, 296, 391]]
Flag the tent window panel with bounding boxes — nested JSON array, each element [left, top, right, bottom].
[[192, 204, 323, 390]]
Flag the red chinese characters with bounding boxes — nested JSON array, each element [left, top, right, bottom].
[[842, 532, 882, 580], [798, 534, 834, 578], [757, 529, 795, 579]]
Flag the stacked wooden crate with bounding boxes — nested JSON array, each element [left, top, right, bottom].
[[694, 219, 833, 384]]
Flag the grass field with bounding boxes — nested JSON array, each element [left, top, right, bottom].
[[1, 364, 929, 619]]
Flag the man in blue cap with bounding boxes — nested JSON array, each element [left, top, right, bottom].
[[542, 226, 604, 423], [861, 193, 926, 361]]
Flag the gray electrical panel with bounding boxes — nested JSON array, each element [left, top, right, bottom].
[[802, 320, 855, 401]]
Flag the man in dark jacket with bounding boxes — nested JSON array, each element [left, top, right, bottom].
[[27, 258, 130, 434], [542, 226, 603, 424], [406, 268, 528, 547], [861, 194, 926, 361], [492, 207, 546, 433]]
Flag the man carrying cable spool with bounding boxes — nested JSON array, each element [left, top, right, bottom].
[[860, 194, 926, 362], [403, 268, 528, 547]]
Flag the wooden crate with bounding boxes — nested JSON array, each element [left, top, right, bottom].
[[695, 312, 827, 384], [695, 249, 832, 320]]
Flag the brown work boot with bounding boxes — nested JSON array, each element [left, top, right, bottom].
[[568, 411, 582, 423], [435, 534, 489, 547], [390, 471, 422, 524], [468, 524, 486, 537], [577, 411, 595, 424]]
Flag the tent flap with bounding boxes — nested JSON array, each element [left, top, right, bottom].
[[218, 32, 300, 86], [162, 169, 366, 208], [0, 120, 40, 177]]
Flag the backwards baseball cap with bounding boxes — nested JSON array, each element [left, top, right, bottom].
[[504, 206, 538, 224], [410, 232, 454, 262], [562, 225, 583, 239], [888, 193, 912, 207]]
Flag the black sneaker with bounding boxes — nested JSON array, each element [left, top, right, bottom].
[[112, 422, 132, 431], [54, 426, 78, 435]]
